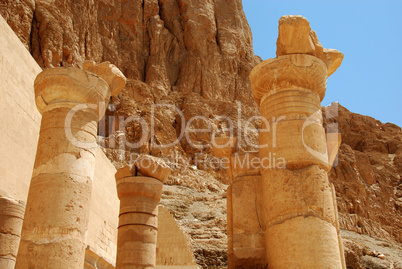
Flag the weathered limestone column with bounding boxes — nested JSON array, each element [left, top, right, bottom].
[[0, 197, 25, 268], [250, 16, 345, 268], [229, 152, 266, 269], [16, 61, 126, 269], [212, 138, 267, 268], [115, 155, 170, 269]]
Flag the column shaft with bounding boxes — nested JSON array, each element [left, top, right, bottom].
[[16, 63, 126, 268], [260, 167, 342, 268], [227, 151, 267, 269], [258, 85, 342, 268], [16, 106, 99, 268], [116, 175, 163, 269]]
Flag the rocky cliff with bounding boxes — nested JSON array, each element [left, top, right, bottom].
[[1, 1, 401, 268], [325, 104, 402, 268]]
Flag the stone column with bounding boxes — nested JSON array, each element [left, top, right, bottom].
[[16, 61, 126, 269], [212, 138, 267, 268], [115, 155, 170, 269], [250, 16, 345, 268], [0, 197, 25, 268], [229, 152, 266, 269]]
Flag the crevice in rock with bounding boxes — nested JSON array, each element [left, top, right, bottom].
[[84, 32, 88, 59], [255, 195, 262, 229], [213, 3, 220, 53], [29, 8, 36, 55]]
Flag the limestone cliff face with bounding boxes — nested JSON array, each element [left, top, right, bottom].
[[0, 0, 260, 159], [1, 1, 401, 268], [325, 104, 402, 244], [323, 104, 402, 268], [0, 0, 258, 104]]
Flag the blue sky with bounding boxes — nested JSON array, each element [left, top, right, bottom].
[[243, 0, 402, 127]]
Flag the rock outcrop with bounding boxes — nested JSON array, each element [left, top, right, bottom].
[[325, 104, 402, 244], [1, 1, 401, 268]]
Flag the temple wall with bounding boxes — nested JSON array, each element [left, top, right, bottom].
[[87, 148, 119, 265], [0, 15, 42, 201], [156, 206, 198, 268]]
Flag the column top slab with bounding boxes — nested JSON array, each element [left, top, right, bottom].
[[276, 15, 343, 76], [82, 61, 126, 96]]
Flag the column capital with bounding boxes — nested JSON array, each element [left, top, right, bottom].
[[134, 155, 171, 183], [250, 54, 327, 106], [115, 176, 163, 201], [82, 61, 126, 96], [250, 15, 343, 107], [34, 62, 126, 118]]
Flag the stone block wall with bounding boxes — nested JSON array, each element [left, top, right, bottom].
[[0, 15, 42, 201], [86, 148, 119, 266], [156, 205, 198, 268]]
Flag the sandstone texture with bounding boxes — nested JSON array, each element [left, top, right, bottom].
[[16, 64, 125, 269], [0, 197, 25, 269], [251, 16, 344, 268], [325, 104, 402, 245], [156, 205, 198, 267], [115, 168, 164, 268], [276, 15, 343, 77], [1, 2, 401, 268]]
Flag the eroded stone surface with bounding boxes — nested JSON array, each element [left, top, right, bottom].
[[1, 3, 260, 265], [228, 175, 266, 269], [115, 170, 163, 269], [276, 15, 344, 77], [156, 205, 198, 267], [83, 60, 127, 96], [250, 15, 345, 269], [34, 67, 110, 118], [0, 197, 25, 269], [16, 64, 120, 269], [2, 3, 401, 269], [134, 155, 171, 183], [250, 54, 327, 104], [266, 216, 342, 268]]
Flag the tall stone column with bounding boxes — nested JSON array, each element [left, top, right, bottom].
[[0, 197, 25, 268], [250, 16, 345, 268], [212, 138, 267, 268], [229, 152, 266, 269], [115, 155, 170, 269], [16, 61, 126, 269]]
